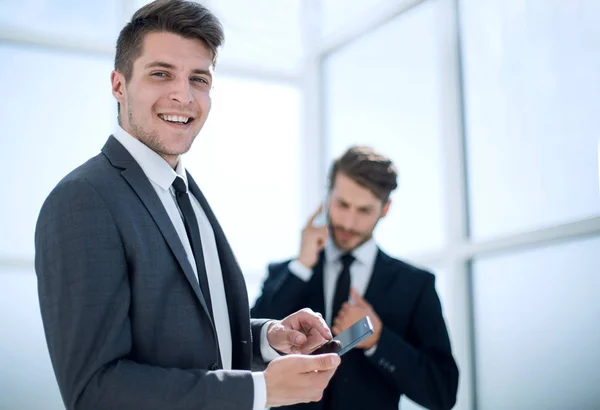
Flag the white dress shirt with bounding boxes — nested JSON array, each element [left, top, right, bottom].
[[113, 127, 275, 409], [288, 237, 379, 354]]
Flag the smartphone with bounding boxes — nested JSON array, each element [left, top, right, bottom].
[[310, 316, 374, 356], [313, 193, 330, 227]]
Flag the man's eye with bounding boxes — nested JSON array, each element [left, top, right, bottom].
[[152, 72, 167, 77], [192, 77, 209, 84]]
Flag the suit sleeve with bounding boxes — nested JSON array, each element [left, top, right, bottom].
[[250, 262, 311, 320], [250, 318, 272, 370], [35, 178, 254, 410], [364, 274, 459, 410]]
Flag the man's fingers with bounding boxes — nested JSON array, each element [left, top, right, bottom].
[[306, 368, 337, 390], [314, 354, 341, 372], [315, 227, 328, 247], [304, 328, 328, 351], [287, 330, 307, 346], [299, 310, 332, 340], [340, 302, 352, 313], [299, 353, 341, 373], [317, 368, 337, 384], [306, 204, 323, 227]]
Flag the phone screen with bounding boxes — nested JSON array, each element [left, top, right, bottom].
[[310, 316, 374, 356]]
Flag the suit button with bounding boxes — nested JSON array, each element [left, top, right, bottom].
[[389, 365, 396, 372], [210, 363, 219, 370]]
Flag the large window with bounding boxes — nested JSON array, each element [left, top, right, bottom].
[[0, 45, 115, 260], [461, 0, 600, 240], [185, 75, 302, 303], [134, 0, 304, 73], [323, 0, 447, 256], [472, 236, 600, 409], [321, 0, 391, 38], [4, 2, 600, 410], [0, 0, 121, 44], [0, 267, 63, 410]]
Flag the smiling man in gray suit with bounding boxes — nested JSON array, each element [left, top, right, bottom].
[[34, 1, 340, 409]]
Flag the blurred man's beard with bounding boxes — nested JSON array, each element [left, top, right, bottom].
[[330, 224, 371, 251]]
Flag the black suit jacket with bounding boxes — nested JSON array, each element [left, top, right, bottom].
[[35, 136, 268, 409], [251, 249, 459, 410]]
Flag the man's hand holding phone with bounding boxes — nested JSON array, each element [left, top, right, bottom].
[[263, 307, 340, 407], [266, 308, 332, 355], [264, 353, 340, 407], [298, 204, 329, 269]]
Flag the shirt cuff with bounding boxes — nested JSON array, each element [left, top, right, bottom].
[[252, 372, 267, 410], [288, 259, 313, 282], [260, 321, 282, 363], [364, 343, 378, 356]]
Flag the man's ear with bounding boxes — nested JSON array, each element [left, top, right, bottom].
[[111, 70, 126, 104], [381, 200, 391, 218]]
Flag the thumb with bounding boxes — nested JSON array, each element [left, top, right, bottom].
[[300, 353, 341, 373], [286, 330, 307, 346]]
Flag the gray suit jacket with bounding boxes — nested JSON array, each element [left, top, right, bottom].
[[35, 136, 269, 409]]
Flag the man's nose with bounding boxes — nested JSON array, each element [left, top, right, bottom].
[[169, 78, 194, 104], [338, 209, 357, 230]]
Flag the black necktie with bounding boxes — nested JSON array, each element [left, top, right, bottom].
[[331, 253, 355, 324], [172, 176, 214, 320], [323, 253, 355, 408]]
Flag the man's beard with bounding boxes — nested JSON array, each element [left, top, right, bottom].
[[128, 108, 193, 156], [329, 223, 372, 251]]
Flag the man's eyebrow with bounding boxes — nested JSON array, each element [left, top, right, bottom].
[[144, 61, 175, 70], [191, 69, 212, 79], [143, 62, 212, 79]]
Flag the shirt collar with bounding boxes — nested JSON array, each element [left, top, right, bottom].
[[325, 236, 378, 268], [112, 126, 188, 191]]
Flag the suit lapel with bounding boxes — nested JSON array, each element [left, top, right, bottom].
[[101, 136, 214, 322], [364, 249, 395, 312], [187, 173, 252, 369]]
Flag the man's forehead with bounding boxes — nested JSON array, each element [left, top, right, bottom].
[[136, 32, 215, 66], [332, 191, 379, 208]]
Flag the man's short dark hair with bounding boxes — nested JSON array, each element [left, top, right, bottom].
[[115, 0, 224, 82], [328, 146, 398, 203]]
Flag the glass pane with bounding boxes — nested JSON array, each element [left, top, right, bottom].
[[0, 0, 121, 44], [134, 0, 303, 72], [321, 0, 390, 38], [0, 45, 115, 259], [323, 0, 447, 255], [0, 268, 63, 409], [472, 236, 600, 409], [461, 0, 600, 239], [185, 75, 301, 288]]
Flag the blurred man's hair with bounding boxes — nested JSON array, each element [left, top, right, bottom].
[[328, 146, 398, 203], [115, 0, 224, 81]]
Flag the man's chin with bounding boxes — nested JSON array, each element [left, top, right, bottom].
[[333, 237, 358, 251], [159, 138, 196, 156], [333, 234, 371, 251]]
